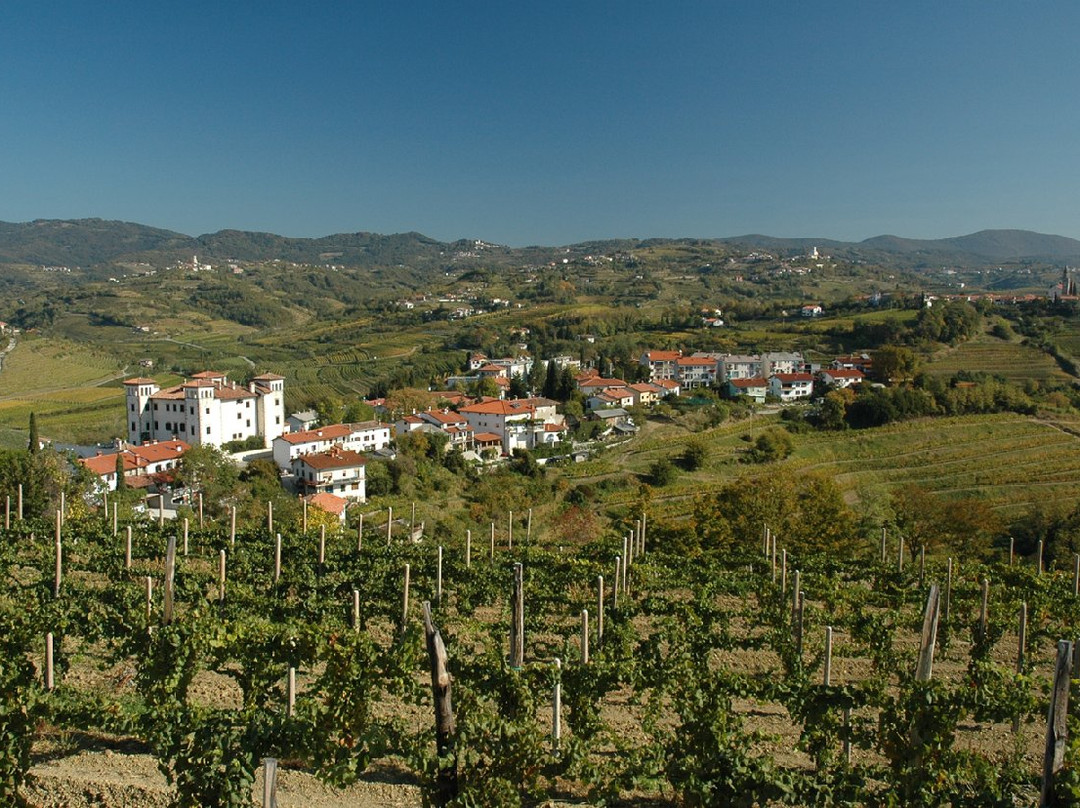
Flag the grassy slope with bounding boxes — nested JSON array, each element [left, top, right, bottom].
[[577, 411, 1080, 524]]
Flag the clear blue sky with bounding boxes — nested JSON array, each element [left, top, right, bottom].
[[3, 2, 1079, 245]]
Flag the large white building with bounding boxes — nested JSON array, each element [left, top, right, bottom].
[[124, 371, 286, 448]]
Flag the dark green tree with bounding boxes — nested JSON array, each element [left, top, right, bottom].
[[27, 412, 38, 454]]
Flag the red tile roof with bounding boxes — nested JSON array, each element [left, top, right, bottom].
[[306, 492, 348, 516], [296, 448, 366, 470]]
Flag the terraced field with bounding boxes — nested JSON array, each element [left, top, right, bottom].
[[584, 411, 1080, 524], [923, 335, 1071, 382]]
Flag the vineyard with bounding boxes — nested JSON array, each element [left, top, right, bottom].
[[2, 502, 1080, 808]]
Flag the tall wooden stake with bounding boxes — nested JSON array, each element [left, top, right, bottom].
[[422, 601, 457, 804], [163, 534, 176, 625], [1042, 640, 1074, 805], [978, 577, 989, 642], [357, 512, 364, 552], [880, 526, 887, 563], [581, 609, 589, 664], [219, 549, 226, 604], [230, 505, 236, 546], [510, 563, 524, 667], [274, 533, 282, 584], [552, 658, 562, 752], [613, 556, 621, 610], [287, 667, 296, 717], [824, 626, 833, 686], [1038, 539, 1044, 575], [183, 518, 189, 556], [267, 500, 273, 535], [302, 498, 308, 533], [352, 589, 361, 631], [465, 529, 471, 569], [490, 521, 495, 559], [198, 492, 204, 529], [915, 584, 941, 681], [54, 512, 62, 598], [125, 526, 133, 570], [262, 758, 278, 808], [145, 576, 153, 619], [597, 575, 604, 647], [1014, 601, 1027, 734], [386, 506, 393, 545], [45, 632, 55, 691], [508, 509, 513, 551], [944, 558, 953, 625], [436, 546, 443, 605], [401, 563, 411, 634]]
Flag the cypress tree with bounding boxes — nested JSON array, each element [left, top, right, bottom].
[[27, 412, 39, 454], [115, 453, 127, 490]]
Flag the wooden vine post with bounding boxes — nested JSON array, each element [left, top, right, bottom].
[[357, 512, 363, 552], [401, 563, 411, 634], [218, 549, 226, 604], [163, 534, 177, 625], [45, 632, 55, 691], [182, 518, 189, 556], [508, 509, 513, 551], [1041, 640, 1074, 806], [581, 609, 589, 663], [125, 526, 132, 570], [596, 574, 604, 647], [915, 584, 941, 682], [230, 506, 237, 546], [262, 758, 278, 808], [422, 601, 457, 805], [465, 529, 471, 569], [267, 500, 273, 535], [274, 533, 282, 584], [17, 483, 23, 521], [509, 562, 524, 668], [436, 546, 443, 605], [386, 506, 393, 545], [552, 658, 562, 752], [54, 511, 62, 598], [198, 492, 204, 529], [1013, 601, 1027, 734]]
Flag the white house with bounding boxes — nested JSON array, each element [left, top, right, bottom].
[[726, 377, 769, 404], [292, 447, 367, 501], [457, 397, 564, 454], [819, 368, 865, 389], [676, 356, 719, 388], [768, 373, 815, 401], [639, 350, 682, 381], [124, 371, 285, 449], [272, 421, 391, 469], [719, 355, 763, 382]]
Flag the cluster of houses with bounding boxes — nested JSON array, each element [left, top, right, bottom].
[[631, 350, 870, 404], [82, 351, 873, 521]]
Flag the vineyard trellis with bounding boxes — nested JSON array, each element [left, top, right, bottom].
[[0, 503, 1079, 806]]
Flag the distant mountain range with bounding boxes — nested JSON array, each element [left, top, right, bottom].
[[2, 218, 1080, 270]]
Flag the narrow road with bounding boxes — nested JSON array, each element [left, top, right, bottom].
[[0, 334, 15, 373]]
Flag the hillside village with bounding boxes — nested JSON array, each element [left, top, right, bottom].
[[75, 343, 874, 523]]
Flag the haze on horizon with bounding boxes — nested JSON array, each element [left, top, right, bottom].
[[3, 2, 1079, 247]]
